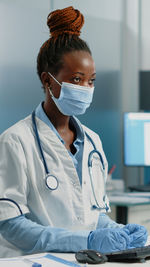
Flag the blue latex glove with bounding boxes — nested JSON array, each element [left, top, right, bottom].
[[87, 228, 130, 254], [123, 224, 148, 248]]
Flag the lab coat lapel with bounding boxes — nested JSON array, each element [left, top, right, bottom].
[[34, 116, 81, 187]]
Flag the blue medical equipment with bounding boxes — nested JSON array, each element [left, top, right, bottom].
[[32, 111, 108, 211]]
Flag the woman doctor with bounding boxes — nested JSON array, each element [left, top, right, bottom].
[[0, 6, 148, 258]]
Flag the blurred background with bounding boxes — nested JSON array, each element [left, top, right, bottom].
[[1, 0, 150, 190]]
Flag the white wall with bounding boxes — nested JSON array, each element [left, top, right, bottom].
[[121, 0, 142, 187], [0, 0, 51, 132], [140, 0, 150, 70]]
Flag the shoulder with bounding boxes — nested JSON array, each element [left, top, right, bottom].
[[0, 115, 32, 144], [81, 124, 102, 144], [73, 116, 100, 140], [81, 122, 108, 170]]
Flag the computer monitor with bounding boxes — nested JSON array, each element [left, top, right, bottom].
[[124, 112, 150, 166]]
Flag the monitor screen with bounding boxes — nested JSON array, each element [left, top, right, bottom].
[[124, 112, 150, 166]]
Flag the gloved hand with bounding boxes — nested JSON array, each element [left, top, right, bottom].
[[123, 224, 148, 248], [87, 228, 131, 253]]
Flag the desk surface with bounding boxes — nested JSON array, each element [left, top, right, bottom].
[[0, 252, 150, 267], [109, 192, 150, 207]]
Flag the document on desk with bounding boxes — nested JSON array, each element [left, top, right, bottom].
[[0, 253, 81, 267]]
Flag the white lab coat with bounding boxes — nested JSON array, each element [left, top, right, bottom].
[[0, 115, 110, 257]]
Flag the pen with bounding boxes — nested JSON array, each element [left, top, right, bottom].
[[108, 165, 116, 175], [23, 258, 42, 267]]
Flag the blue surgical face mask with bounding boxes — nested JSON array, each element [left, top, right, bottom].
[[48, 72, 94, 116]]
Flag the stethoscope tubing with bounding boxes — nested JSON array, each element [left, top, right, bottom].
[[32, 111, 108, 210], [86, 133, 108, 210], [32, 111, 59, 191], [32, 110, 49, 174], [85, 133, 105, 170]]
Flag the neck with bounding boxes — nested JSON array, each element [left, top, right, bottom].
[[43, 100, 70, 132]]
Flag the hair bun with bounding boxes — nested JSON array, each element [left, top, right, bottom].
[[47, 6, 84, 38]]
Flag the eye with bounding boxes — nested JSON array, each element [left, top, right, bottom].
[[89, 78, 96, 85], [72, 77, 81, 84]]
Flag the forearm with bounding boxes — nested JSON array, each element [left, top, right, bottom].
[[0, 215, 89, 254]]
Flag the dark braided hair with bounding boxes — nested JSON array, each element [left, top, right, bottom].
[[37, 6, 91, 83]]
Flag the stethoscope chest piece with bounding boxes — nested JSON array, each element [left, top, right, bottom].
[[45, 174, 59, 190]]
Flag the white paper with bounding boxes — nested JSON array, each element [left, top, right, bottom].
[[0, 253, 80, 267]]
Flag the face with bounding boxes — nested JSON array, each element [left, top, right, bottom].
[[49, 50, 96, 98]]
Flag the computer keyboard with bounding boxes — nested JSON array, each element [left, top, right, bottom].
[[105, 245, 150, 262]]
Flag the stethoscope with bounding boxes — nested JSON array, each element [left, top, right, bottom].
[[32, 111, 109, 211]]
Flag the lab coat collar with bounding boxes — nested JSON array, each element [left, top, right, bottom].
[[35, 102, 84, 144]]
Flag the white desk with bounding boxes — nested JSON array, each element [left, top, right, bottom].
[[108, 192, 150, 234], [0, 252, 150, 267]]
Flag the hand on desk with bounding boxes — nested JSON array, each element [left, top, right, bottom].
[[87, 224, 148, 254], [123, 224, 148, 248]]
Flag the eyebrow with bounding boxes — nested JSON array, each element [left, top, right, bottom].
[[72, 72, 96, 76]]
